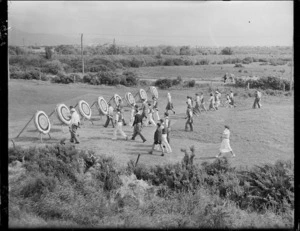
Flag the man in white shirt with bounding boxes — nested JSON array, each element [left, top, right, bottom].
[[104, 103, 114, 128], [69, 106, 81, 144]]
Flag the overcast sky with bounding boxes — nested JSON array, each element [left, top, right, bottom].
[[8, 1, 293, 46]]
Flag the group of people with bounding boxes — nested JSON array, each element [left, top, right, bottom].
[[67, 88, 263, 158]]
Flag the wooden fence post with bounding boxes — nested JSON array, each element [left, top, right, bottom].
[[283, 83, 285, 92], [247, 82, 250, 90]]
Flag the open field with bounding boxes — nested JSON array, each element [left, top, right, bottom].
[[9, 79, 293, 169], [129, 62, 293, 82]]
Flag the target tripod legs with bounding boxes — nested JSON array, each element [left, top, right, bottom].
[[39, 133, 43, 143], [16, 114, 35, 138], [48, 133, 51, 139]]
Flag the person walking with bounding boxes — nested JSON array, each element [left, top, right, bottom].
[[104, 103, 115, 128], [112, 109, 128, 140], [129, 104, 136, 127], [161, 119, 172, 153], [69, 106, 81, 144], [253, 90, 262, 109], [208, 93, 216, 111], [193, 93, 201, 116], [145, 103, 156, 126], [152, 96, 160, 121], [166, 92, 175, 114], [214, 90, 221, 110], [229, 90, 236, 107], [225, 94, 232, 108], [116, 98, 127, 126], [216, 125, 235, 158], [131, 109, 147, 143], [164, 112, 171, 143], [199, 92, 207, 112], [149, 122, 165, 156], [186, 96, 192, 107], [185, 105, 193, 132], [141, 98, 148, 126]]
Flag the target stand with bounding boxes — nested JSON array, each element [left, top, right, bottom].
[[124, 92, 136, 107], [47, 103, 73, 134], [15, 110, 52, 143], [146, 86, 159, 100], [76, 100, 94, 125], [133, 88, 148, 103], [90, 96, 109, 120]]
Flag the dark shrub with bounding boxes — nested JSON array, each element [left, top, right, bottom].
[[155, 78, 173, 89], [196, 59, 210, 65], [184, 80, 196, 88], [45, 47, 53, 60], [130, 58, 143, 68], [221, 47, 233, 55], [163, 59, 175, 66], [51, 72, 74, 84], [42, 60, 64, 75], [122, 71, 139, 86], [234, 63, 244, 68]]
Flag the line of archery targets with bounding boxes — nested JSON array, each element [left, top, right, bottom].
[[14, 86, 159, 142]]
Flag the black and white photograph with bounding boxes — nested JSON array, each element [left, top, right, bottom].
[[6, 1, 294, 228]]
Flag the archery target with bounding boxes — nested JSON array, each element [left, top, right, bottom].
[[97, 96, 108, 115], [34, 111, 51, 134], [56, 104, 71, 125], [139, 89, 148, 101], [150, 86, 158, 99], [78, 100, 92, 120], [114, 94, 122, 106], [125, 92, 135, 105]]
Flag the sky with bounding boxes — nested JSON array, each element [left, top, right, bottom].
[[8, 1, 293, 46]]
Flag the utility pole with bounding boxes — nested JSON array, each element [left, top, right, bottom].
[[81, 33, 84, 75]]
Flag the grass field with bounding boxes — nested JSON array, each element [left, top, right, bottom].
[[129, 63, 293, 82], [9, 79, 293, 169]]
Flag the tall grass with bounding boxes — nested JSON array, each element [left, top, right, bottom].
[[8, 144, 294, 228]]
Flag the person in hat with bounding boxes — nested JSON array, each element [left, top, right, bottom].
[[152, 96, 160, 121], [104, 103, 115, 128], [199, 92, 207, 112], [131, 108, 147, 143], [69, 106, 81, 144], [165, 92, 175, 114], [185, 105, 193, 132], [186, 96, 192, 107], [216, 125, 235, 158], [112, 108, 128, 140], [253, 90, 262, 109], [208, 93, 216, 111], [149, 122, 165, 156]]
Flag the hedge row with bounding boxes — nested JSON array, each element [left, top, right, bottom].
[[235, 76, 292, 91]]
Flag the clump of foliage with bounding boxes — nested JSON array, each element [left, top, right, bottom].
[[221, 47, 233, 55]]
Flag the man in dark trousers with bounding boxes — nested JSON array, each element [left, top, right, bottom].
[[131, 109, 147, 143], [149, 122, 165, 156], [104, 103, 114, 128], [141, 98, 148, 126]]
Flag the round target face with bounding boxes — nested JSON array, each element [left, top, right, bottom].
[[150, 86, 158, 99], [114, 94, 122, 106], [34, 111, 51, 134], [97, 97, 108, 115], [56, 104, 71, 125], [125, 92, 135, 105], [139, 89, 148, 101], [78, 100, 92, 120]]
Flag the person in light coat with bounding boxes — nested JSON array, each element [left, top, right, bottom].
[[145, 103, 156, 126], [112, 109, 128, 140], [165, 92, 175, 114], [253, 90, 262, 109], [185, 105, 193, 132], [104, 103, 114, 128], [69, 106, 81, 144], [199, 92, 207, 112], [152, 96, 160, 121], [216, 125, 235, 158], [161, 119, 172, 153]]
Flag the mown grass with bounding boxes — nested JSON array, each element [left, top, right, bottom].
[[8, 144, 294, 228]]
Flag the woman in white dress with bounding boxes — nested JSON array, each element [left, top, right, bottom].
[[165, 92, 175, 114], [216, 125, 235, 158]]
